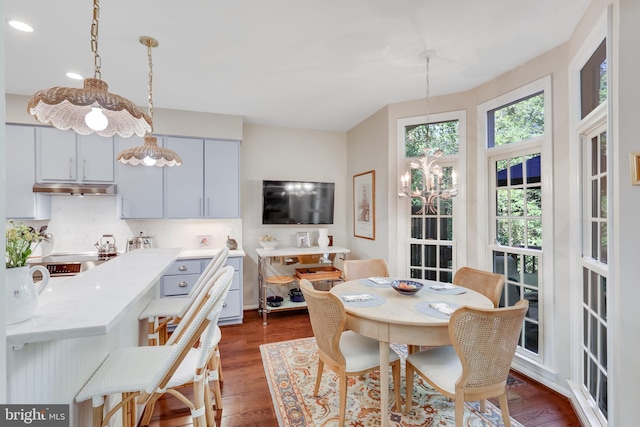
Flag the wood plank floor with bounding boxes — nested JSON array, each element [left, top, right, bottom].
[[149, 309, 582, 427]]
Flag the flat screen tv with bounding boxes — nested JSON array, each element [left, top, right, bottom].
[[262, 180, 335, 225]]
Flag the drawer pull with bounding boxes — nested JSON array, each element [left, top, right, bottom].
[[223, 302, 227, 307], [178, 281, 188, 288], [178, 265, 187, 272]]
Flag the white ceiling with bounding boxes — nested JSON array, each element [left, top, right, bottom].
[[4, 0, 591, 132]]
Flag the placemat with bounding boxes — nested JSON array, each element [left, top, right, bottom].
[[359, 277, 394, 287], [415, 300, 460, 319], [340, 293, 386, 307], [422, 281, 467, 295]]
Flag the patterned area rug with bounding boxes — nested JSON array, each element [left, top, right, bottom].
[[260, 337, 524, 427]]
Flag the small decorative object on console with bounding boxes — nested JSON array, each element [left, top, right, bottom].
[[258, 234, 279, 250]]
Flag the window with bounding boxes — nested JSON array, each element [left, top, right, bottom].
[[479, 76, 552, 362], [487, 92, 545, 148], [580, 39, 607, 119], [398, 112, 464, 282]]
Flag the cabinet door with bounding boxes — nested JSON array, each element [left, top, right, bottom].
[[115, 135, 164, 218], [78, 134, 114, 182], [204, 139, 240, 218], [37, 127, 77, 181], [5, 125, 51, 219], [165, 137, 204, 218]]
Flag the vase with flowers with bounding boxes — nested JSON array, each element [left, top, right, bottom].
[[5, 220, 50, 325]]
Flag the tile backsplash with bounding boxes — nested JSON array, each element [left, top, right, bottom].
[[9, 196, 242, 256]]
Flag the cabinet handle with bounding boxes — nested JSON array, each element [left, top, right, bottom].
[[199, 198, 203, 217], [207, 198, 211, 216], [178, 265, 187, 271], [83, 159, 86, 180], [178, 281, 188, 288], [223, 302, 227, 307], [69, 158, 73, 179]]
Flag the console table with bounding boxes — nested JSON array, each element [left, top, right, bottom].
[[256, 245, 350, 325]]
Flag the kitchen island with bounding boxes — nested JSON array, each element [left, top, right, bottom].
[[5, 248, 182, 426]]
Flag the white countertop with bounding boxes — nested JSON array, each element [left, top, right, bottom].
[[256, 245, 350, 257], [179, 248, 246, 259], [6, 248, 183, 346]]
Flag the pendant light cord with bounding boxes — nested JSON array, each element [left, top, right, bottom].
[[146, 39, 154, 132], [91, 0, 102, 80]]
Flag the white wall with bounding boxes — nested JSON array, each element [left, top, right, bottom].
[[240, 124, 348, 307], [1, 1, 8, 403]]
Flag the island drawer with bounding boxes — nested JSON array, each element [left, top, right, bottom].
[[162, 273, 200, 296], [164, 259, 203, 276]]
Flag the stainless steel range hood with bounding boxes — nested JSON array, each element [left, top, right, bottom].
[[32, 183, 117, 195]]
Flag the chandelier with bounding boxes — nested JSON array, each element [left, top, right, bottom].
[[116, 37, 182, 167], [398, 52, 457, 213], [27, 0, 151, 137]]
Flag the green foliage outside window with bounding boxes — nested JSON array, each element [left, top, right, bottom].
[[491, 93, 544, 147], [405, 120, 459, 157]]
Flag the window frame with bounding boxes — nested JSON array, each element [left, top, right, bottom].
[[396, 110, 467, 277], [477, 75, 554, 367]]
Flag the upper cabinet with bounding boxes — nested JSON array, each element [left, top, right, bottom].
[[5, 124, 51, 219], [164, 137, 240, 219], [36, 127, 114, 183], [115, 135, 164, 219]]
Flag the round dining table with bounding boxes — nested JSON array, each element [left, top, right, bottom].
[[329, 278, 493, 427]]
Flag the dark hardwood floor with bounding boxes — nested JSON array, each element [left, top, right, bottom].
[[149, 309, 582, 427]]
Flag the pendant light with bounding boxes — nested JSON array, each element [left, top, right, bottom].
[[398, 51, 458, 213], [27, 0, 151, 137], [116, 36, 182, 167]]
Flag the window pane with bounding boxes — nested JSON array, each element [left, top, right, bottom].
[[405, 120, 459, 156], [526, 187, 542, 216], [489, 92, 545, 147], [526, 154, 541, 184], [511, 189, 525, 216], [496, 159, 509, 187], [510, 158, 523, 186], [411, 218, 422, 239], [425, 218, 437, 239], [581, 38, 607, 119]]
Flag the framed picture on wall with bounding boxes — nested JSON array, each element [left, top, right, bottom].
[[353, 170, 375, 240], [630, 152, 640, 185]]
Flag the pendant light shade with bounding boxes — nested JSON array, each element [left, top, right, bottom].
[[116, 36, 182, 167], [117, 135, 181, 167], [27, 0, 151, 137]]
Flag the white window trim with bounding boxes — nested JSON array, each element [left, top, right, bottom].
[[396, 110, 467, 276], [477, 75, 555, 372], [567, 7, 609, 427]]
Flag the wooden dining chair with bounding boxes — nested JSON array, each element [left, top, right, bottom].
[[453, 266, 505, 307], [299, 279, 402, 426], [76, 266, 235, 427], [341, 258, 389, 281], [404, 299, 529, 427]]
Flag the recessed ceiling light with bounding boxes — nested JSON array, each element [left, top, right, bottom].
[[8, 20, 34, 33], [66, 72, 83, 80]]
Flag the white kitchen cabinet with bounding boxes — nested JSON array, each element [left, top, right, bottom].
[[36, 127, 114, 183], [160, 256, 243, 325], [5, 124, 51, 219], [115, 135, 164, 219], [164, 137, 240, 219]]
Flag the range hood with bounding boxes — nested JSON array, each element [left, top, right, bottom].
[[32, 183, 117, 195]]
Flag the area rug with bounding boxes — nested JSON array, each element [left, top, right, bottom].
[[260, 337, 524, 427]]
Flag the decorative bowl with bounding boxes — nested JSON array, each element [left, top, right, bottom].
[[391, 280, 424, 295], [258, 240, 279, 250], [266, 296, 283, 307]]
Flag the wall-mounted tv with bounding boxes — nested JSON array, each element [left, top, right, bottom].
[[262, 180, 335, 225]]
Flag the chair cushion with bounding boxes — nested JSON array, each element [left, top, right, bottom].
[[406, 346, 460, 395], [340, 330, 400, 373]]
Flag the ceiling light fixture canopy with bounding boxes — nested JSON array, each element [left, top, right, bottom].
[[27, 0, 151, 137], [116, 36, 182, 167], [398, 51, 457, 213]]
